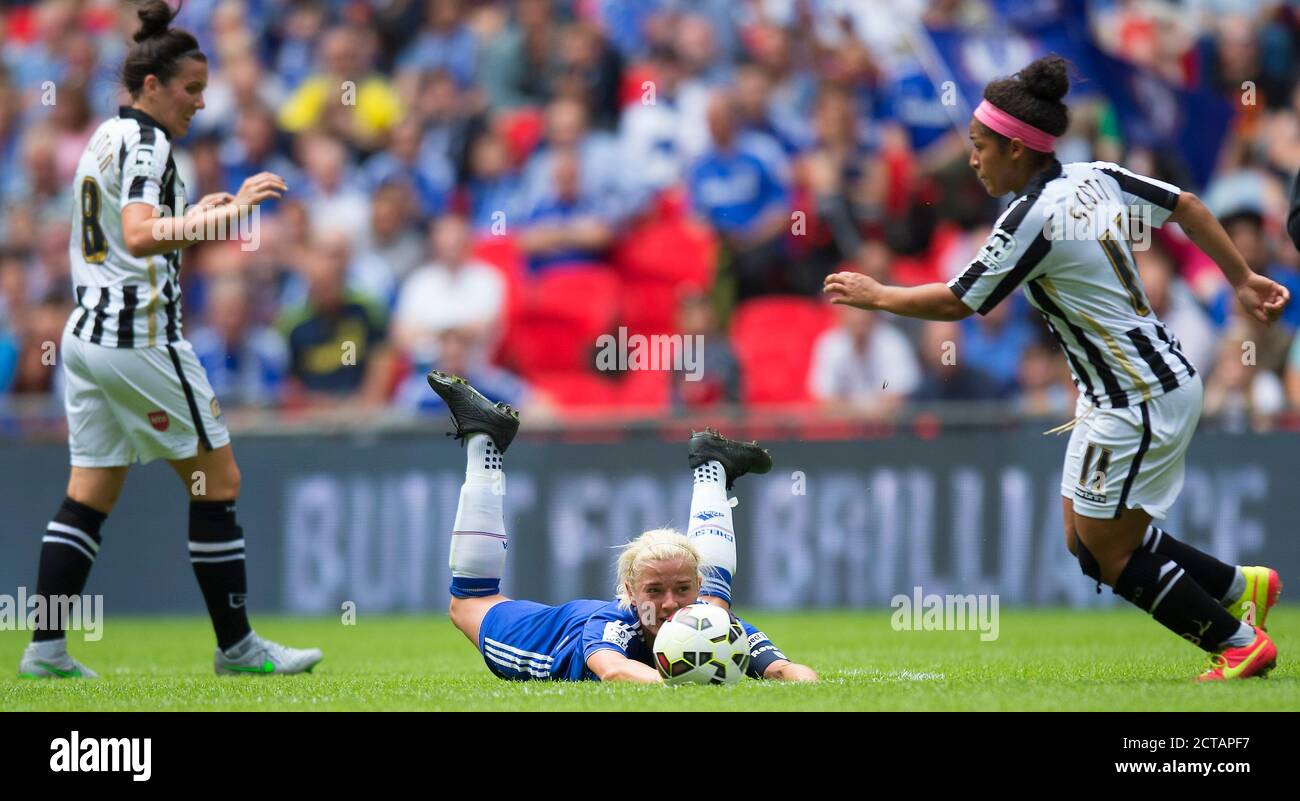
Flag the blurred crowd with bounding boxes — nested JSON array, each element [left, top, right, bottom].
[[0, 0, 1297, 433]]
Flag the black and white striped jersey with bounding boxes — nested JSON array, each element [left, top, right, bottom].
[[67, 106, 187, 348], [949, 160, 1196, 409]]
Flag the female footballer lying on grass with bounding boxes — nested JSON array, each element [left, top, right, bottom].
[[824, 55, 1285, 681], [426, 371, 817, 683]]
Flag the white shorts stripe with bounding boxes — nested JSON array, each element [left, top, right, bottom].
[[189, 539, 246, 553], [483, 636, 554, 664], [484, 649, 550, 678], [46, 522, 99, 553], [483, 644, 553, 675], [190, 554, 246, 564], [41, 535, 96, 562], [483, 641, 553, 671]]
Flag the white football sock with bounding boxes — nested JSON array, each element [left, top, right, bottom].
[[687, 460, 737, 603], [449, 434, 507, 597]]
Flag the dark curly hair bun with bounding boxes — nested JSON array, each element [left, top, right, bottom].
[[1019, 55, 1070, 104], [981, 54, 1071, 139]]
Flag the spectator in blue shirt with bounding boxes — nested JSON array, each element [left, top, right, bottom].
[[688, 91, 792, 299], [520, 98, 626, 224], [363, 118, 452, 222], [271, 0, 327, 91], [518, 149, 614, 275], [733, 62, 802, 158], [1207, 209, 1300, 330], [913, 320, 1010, 403], [392, 325, 538, 417], [410, 69, 481, 188], [219, 103, 299, 217], [0, 329, 17, 397], [958, 296, 1037, 397], [465, 130, 525, 235], [395, 0, 480, 90], [190, 276, 288, 409]]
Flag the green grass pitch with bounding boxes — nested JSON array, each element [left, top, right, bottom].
[[2, 609, 1298, 711]]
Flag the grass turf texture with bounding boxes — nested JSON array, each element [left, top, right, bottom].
[[2, 609, 1297, 711]]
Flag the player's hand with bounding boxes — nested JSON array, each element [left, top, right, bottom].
[[1235, 272, 1291, 325], [233, 172, 288, 208], [191, 192, 234, 211], [823, 271, 882, 310]]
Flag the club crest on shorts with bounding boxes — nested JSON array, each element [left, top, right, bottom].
[[147, 410, 170, 432], [1075, 442, 1112, 503]]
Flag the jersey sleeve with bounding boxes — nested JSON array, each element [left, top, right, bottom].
[[581, 606, 640, 663], [737, 617, 789, 679], [1091, 161, 1182, 227], [120, 127, 172, 211], [947, 195, 1052, 316]]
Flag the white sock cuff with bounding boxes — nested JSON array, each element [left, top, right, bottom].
[[693, 460, 725, 486], [466, 434, 503, 478]]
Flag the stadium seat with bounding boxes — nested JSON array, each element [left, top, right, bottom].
[[473, 235, 527, 365], [619, 65, 658, 108], [497, 107, 545, 166], [528, 367, 669, 414], [652, 186, 690, 220], [618, 365, 670, 413], [528, 370, 623, 409], [890, 254, 941, 287], [617, 276, 682, 337], [472, 234, 525, 276], [613, 215, 718, 336], [730, 296, 835, 406], [614, 216, 716, 287], [506, 266, 621, 375]]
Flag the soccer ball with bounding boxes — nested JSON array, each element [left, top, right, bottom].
[[653, 603, 750, 685]]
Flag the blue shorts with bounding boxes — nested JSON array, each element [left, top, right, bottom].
[[477, 600, 586, 681], [478, 600, 557, 680]]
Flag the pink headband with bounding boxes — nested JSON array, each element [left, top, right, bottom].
[[973, 100, 1056, 153]]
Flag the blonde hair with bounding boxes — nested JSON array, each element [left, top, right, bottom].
[[614, 528, 702, 609]]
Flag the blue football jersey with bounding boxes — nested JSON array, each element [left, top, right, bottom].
[[480, 599, 788, 682]]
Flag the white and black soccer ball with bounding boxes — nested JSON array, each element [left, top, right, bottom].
[[653, 603, 750, 685]]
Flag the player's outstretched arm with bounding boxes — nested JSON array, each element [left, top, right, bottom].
[[121, 172, 287, 257], [762, 659, 819, 682], [1169, 191, 1290, 325], [823, 272, 974, 322], [586, 649, 663, 684]]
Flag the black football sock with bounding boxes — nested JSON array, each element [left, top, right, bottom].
[[1113, 549, 1247, 652], [1141, 525, 1239, 602], [32, 498, 106, 643], [189, 500, 252, 651]]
